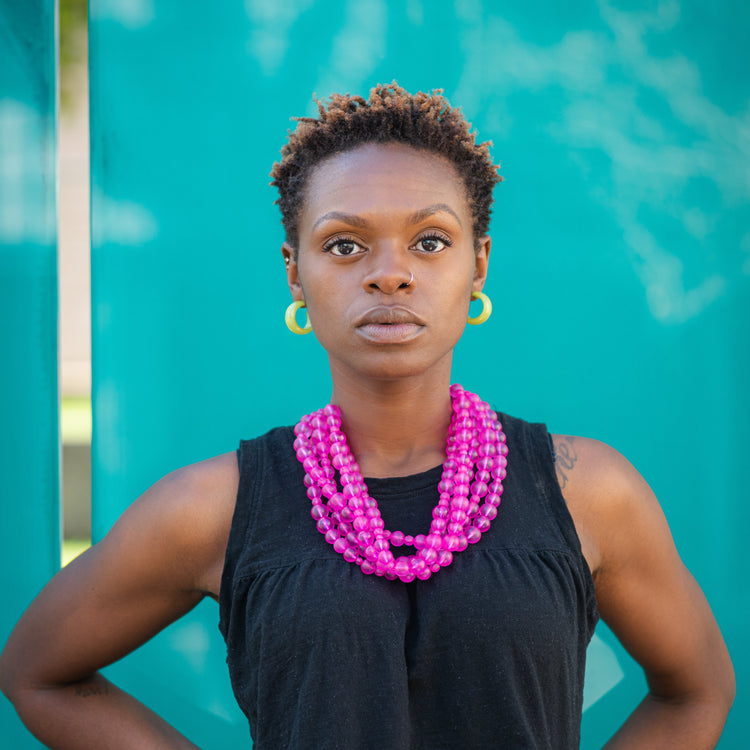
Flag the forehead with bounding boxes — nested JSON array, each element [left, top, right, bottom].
[[300, 143, 471, 228]]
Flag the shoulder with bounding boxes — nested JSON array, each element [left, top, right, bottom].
[[102, 451, 240, 599], [548, 434, 668, 581]]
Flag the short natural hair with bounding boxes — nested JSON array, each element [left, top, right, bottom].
[[271, 82, 501, 250]]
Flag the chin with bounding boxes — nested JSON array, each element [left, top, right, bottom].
[[330, 350, 453, 383]]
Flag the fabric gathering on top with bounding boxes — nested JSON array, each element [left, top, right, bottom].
[[218, 413, 599, 750]]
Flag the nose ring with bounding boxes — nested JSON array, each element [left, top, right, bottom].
[[404, 272, 414, 287]]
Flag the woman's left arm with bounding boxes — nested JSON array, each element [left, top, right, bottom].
[[553, 435, 735, 749]]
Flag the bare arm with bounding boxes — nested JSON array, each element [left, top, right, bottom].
[[552, 435, 735, 749], [0, 452, 238, 749]]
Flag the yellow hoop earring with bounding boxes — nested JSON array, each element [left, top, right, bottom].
[[285, 300, 313, 335], [467, 291, 492, 325]]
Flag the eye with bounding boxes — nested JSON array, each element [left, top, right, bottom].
[[413, 233, 452, 253], [323, 236, 366, 257]]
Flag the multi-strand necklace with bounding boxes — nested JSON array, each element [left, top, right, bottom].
[[293, 384, 508, 583]]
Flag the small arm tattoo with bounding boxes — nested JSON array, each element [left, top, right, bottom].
[[552, 436, 578, 490], [74, 683, 110, 698]]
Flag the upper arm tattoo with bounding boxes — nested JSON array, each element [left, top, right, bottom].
[[552, 436, 578, 491]]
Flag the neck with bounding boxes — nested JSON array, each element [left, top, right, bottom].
[[328, 369, 455, 478]]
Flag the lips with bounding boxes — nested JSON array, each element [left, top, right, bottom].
[[355, 306, 425, 327], [354, 306, 425, 343]]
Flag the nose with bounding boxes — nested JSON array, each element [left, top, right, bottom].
[[362, 247, 414, 295]]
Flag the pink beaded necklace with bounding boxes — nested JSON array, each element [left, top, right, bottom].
[[293, 384, 508, 582]]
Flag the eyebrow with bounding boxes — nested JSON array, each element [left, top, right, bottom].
[[312, 203, 463, 231], [407, 203, 463, 228]]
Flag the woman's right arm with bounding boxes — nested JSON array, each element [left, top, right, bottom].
[[0, 451, 239, 749]]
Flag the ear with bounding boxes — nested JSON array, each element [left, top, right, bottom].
[[282, 242, 305, 301], [472, 235, 491, 292]]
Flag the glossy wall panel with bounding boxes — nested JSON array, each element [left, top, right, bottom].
[[88, 1, 749, 748], [0, 0, 59, 746]]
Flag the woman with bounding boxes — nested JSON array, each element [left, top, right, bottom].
[[0, 83, 735, 748]]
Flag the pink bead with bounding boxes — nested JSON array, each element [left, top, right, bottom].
[[470, 481, 488, 497], [431, 518, 447, 532], [451, 497, 470, 511], [420, 548, 438, 565], [377, 550, 394, 566], [361, 559, 375, 574], [424, 534, 442, 549], [466, 526, 481, 544], [479, 504, 498, 520], [475, 516, 491, 532], [450, 509, 467, 525], [307, 485, 322, 500], [447, 522, 464, 535], [333, 538, 349, 554], [328, 493, 346, 512], [343, 483, 359, 498], [432, 506, 449, 520], [444, 534, 460, 551], [416, 566, 431, 580], [302, 457, 317, 473], [310, 505, 326, 521], [343, 547, 358, 562], [390, 530, 405, 546], [353, 516, 369, 531], [394, 558, 412, 578], [437, 549, 453, 567], [358, 531, 373, 546], [456, 535, 468, 551], [403, 535, 414, 546], [325, 529, 339, 544]]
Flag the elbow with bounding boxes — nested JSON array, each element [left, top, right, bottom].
[[0, 643, 22, 706]]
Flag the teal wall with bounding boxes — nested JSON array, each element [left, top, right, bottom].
[[0, 1, 58, 747], [1, 0, 747, 747]]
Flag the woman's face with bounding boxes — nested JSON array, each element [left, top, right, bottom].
[[283, 142, 490, 385]]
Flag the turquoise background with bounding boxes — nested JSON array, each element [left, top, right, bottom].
[[0, 1, 59, 747], [3, 0, 749, 746]]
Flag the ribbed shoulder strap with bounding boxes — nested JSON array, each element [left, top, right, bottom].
[[218, 427, 293, 638], [499, 412, 598, 625]]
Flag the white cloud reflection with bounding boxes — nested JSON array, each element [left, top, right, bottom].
[[455, 0, 750, 322], [90, 0, 155, 29], [0, 99, 55, 245]]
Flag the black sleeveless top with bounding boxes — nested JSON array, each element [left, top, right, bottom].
[[219, 413, 598, 749]]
